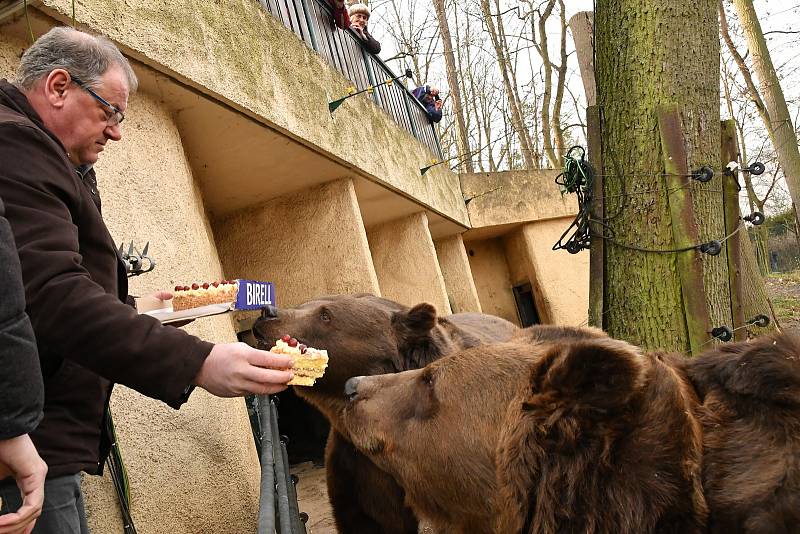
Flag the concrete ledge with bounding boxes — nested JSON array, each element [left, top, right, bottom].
[[461, 170, 578, 229]]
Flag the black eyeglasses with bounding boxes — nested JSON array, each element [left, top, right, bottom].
[[69, 73, 125, 126]]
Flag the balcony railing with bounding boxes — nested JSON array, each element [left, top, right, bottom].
[[256, 0, 443, 159]]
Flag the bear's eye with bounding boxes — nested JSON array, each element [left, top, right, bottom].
[[319, 308, 332, 322], [421, 369, 435, 387]]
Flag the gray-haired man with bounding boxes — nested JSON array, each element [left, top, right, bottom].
[[0, 27, 294, 532]]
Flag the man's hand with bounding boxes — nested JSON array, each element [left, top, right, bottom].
[[0, 435, 47, 534], [135, 290, 174, 309], [193, 342, 294, 397], [434, 99, 443, 111], [135, 290, 194, 327]]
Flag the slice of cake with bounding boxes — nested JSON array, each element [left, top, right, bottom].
[[171, 280, 238, 311], [270, 335, 329, 386]]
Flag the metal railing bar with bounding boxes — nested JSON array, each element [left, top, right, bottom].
[[268, 399, 294, 534], [256, 396, 277, 533], [279, 436, 306, 533], [298, 0, 318, 50]]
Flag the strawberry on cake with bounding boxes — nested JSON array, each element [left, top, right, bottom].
[[171, 280, 238, 311], [270, 335, 329, 386]]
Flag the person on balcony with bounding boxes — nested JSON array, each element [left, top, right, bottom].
[[330, 0, 350, 30], [348, 3, 381, 55], [412, 85, 443, 123]]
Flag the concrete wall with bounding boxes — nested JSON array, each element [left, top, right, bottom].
[[214, 178, 381, 309], [462, 169, 589, 327], [367, 212, 451, 314], [465, 239, 520, 326], [434, 234, 481, 313], [467, 221, 590, 328], [90, 93, 262, 534], [1, 31, 261, 534], [36, 0, 469, 227]]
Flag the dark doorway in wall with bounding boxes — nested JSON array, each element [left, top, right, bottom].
[[239, 329, 329, 465], [512, 283, 540, 327]]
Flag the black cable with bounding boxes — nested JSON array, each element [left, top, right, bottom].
[[553, 146, 595, 253]]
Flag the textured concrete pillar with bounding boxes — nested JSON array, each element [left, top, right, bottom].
[[367, 212, 451, 314], [434, 234, 481, 313], [214, 178, 380, 307], [465, 238, 520, 326], [516, 220, 589, 326]]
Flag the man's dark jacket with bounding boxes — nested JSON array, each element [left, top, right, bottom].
[[0, 196, 43, 441], [0, 80, 214, 477]]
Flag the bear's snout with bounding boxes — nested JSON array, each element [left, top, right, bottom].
[[260, 304, 278, 319], [345, 376, 364, 399]]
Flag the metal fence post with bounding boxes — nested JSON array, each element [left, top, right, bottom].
[[256, 396, 277, 533], [297, 0, 318, 51], [401, 86, 419, 139]]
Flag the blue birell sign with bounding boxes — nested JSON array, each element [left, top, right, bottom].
[[235, 280, 275, 310]]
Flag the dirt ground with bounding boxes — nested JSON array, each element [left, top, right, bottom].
[[291, 462, 336, 534], [291, 272, 800, 533], [766, 270, 800, 332], [291, 461, 434, 534]]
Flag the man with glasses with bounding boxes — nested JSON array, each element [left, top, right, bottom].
[[0, 27, 295, 533]]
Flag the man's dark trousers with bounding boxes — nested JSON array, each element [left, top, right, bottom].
[[0, 474, 90, 533]]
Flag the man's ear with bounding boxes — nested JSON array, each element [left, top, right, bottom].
[[44, 69, 71, 108]]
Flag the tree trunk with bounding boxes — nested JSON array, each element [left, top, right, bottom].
[[534, 0, 559, 168], [596, 0, 731, 352], [730, 0, 800, 231], [480, 0, 535, 169], [431, 0, 473, 172], [551, 0, 568, 162]]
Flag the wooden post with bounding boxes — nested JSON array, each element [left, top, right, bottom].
[[586, 105, 604, 328], [721, 120, 746, 341], [657, 104, 712, 355], [569, 12, 597, 107]]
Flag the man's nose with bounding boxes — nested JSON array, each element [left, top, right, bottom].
[[106, 123, 122, 141]]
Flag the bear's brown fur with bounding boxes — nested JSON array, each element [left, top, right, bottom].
[[343, 326, 708, 533], [685, 332, 800, 533], [252, 294, 518, 534]]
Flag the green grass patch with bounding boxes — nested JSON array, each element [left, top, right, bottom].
[[768, 269, 800, 283], [772, 297, 800, 321]]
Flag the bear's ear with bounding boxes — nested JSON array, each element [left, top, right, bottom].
[[401, 303, 438, 334], [533, 337, 646, 411]]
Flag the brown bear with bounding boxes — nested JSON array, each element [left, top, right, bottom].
[[342, 326, 708, 534], [251, 294, 518, 534], [685, 332, 800, 533]]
